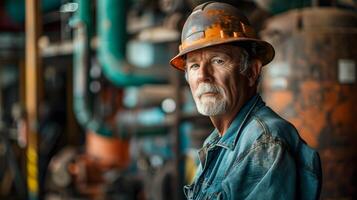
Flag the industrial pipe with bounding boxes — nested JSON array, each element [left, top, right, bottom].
[[72, 0, 112, 136], [73, 0, 167, 137], [97, 0, 165, 87], [5, 0, 62, 23]]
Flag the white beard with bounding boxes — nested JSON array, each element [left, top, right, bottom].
[[193, 83, 227, 116]]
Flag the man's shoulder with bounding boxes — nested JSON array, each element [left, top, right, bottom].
[[247, 105, 322, 175], [251, 105, 322, 196], [248, 105, 300, 149], [233, 104, 301, 158]]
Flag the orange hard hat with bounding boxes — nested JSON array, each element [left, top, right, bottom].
[[170, 1, 275, 71]]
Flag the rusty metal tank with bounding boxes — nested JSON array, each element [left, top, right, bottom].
[[261, 8, 357, 199]]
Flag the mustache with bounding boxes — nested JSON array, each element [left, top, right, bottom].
[[195, 83, 223, 98]]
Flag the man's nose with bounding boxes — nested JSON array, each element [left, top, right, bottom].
[[197, 62, 213, 82]]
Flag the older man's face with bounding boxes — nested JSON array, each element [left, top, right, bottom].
[[186, 44, 254, 116]]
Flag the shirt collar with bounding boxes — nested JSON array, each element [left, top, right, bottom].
[[203, 94, 262, 150]]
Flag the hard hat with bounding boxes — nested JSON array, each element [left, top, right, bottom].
[[170, 1, 275, 71]]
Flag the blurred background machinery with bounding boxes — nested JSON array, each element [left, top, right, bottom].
[[0, 0, 356, 200], [261, 6, 357, 198]]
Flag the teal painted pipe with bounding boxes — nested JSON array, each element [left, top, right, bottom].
[[75, 0, 92, 38], [73, 0, 112, 137], [72, 0, 168, 137], [5, 0, 62, 23], [97, 0, 164, 87]]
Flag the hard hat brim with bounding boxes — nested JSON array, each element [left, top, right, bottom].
[[170, 38, 275, 71]]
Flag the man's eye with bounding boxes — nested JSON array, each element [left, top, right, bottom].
[[188, 63, 199, 70], [212, 58, 225, 65]]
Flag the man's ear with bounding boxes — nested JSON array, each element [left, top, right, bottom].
[[185, 70, 189, 82], [247, 59, 262, 87]]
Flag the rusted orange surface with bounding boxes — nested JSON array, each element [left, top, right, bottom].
[[268, 90, 293, 114], [86, 131, 130, 169], [262, 8, 357, 198]]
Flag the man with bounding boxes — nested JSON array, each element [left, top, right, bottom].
[[170, 2, 322, 200]]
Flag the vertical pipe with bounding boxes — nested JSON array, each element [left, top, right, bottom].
[[73, 0, 112, 136], [25, 0, 41, 199]]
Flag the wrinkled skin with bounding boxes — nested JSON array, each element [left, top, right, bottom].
[[185, 44, 262, 135]]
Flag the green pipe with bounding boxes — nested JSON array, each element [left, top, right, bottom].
[[97, 0, 164, 87], [75, 0, 92, 38], [5, 0, 62, 23], [72, 0, 168, 137], [73, 0, 112, 137]]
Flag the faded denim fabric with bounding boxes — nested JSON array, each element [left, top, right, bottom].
[[184, 95, 322, 200]]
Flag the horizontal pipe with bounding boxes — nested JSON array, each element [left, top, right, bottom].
[[5, 0, 62, 23]]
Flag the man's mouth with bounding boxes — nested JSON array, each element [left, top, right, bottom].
[[195, 83, 222, 99], [198, 92, 221, 100], [200, 92, 217, 97]]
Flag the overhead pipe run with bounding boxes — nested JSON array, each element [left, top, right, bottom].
[[97, 0, 165, 87]]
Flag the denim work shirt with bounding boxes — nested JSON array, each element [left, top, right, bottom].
[[184, 95, 322, 200]]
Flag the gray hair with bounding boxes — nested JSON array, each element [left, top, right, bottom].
[[237, 48, 250, 75]]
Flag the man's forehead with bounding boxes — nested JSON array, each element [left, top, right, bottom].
[[186, 44, 243, 60]]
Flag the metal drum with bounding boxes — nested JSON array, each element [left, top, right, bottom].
[[261, 8, 357, 199]]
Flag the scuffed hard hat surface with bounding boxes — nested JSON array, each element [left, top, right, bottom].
[[182, 2, 253, 43]]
